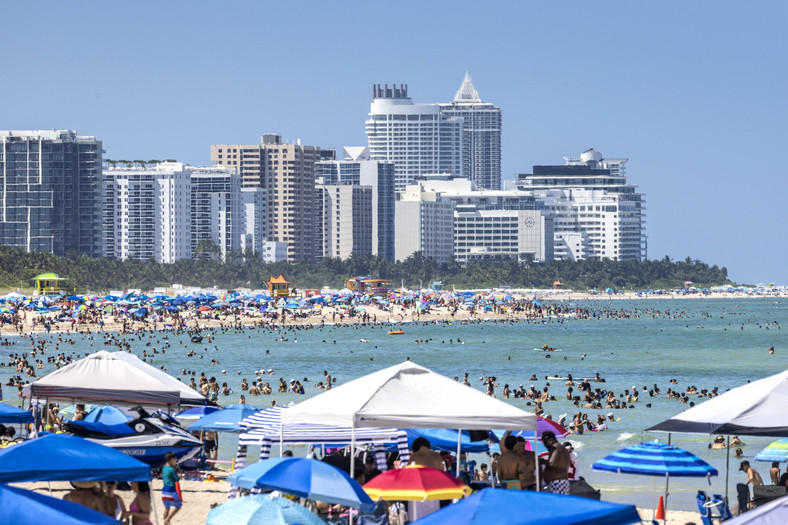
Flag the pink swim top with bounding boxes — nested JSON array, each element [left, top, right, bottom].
[[129, 499, 152, 525]]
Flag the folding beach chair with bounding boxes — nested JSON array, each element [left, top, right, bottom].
[[696, 491, 713, 525]]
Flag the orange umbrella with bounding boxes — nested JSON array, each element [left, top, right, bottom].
[[363, 465, 472, 501]]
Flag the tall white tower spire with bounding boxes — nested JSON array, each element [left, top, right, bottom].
[[454, 71, 482, 103]]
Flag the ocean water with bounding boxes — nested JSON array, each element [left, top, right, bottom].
[[2, 297, 786, 511]]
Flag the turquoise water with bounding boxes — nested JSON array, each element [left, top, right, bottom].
[[3, 297, 786, 511]]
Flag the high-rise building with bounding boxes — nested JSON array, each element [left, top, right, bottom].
[[211, 134, 323, 262], [189, 165, 242, 260], [365, 84, 463, 192], [516, 148, 646, 261], [395, 175, 553, 264], [0, 130, 103, 256], [317, 184, 373, 259], [439, 72, 502, 190], [314, 147, 395, 260], [103, 162, 192, 263]]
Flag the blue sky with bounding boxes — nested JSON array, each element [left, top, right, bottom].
[[3, 1, 786, 284]]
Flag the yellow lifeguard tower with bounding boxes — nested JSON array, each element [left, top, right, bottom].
[[264, 274, 294, 298], [553, 280, 563, 290], [32, 273, 68, 296]]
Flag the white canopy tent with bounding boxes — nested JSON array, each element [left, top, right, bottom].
[[647, 368, 788, 436], [647, 368, 788, 506], [22, 350, 209, 408], [112, 351, 215, 407], [281, 360, 537, 430]]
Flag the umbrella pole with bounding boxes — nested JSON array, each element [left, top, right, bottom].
[[534, 442, 540, 491], [456, 429, 461, 478], [665, 473, 670, 516], [350, 424, 356, 525], [725, 435, 730, 508]]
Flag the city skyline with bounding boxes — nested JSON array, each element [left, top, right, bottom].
[[2, 2, 786, 283]]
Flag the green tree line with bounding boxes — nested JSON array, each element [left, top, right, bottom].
[[0, 246, 732, 294]]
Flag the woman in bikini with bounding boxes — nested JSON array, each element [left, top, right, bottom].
[[127, 481, 153, 525]]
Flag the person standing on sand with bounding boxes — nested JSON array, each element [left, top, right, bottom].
[[161, 452, 182, 525], [740, 460, 763, 487], [408, 437, 444, 470], [128, 481, 152, 525]]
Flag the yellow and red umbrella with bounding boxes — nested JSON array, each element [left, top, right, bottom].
[[363, 465, 472, 501]]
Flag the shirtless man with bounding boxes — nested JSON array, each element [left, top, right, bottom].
[[740, 461, 764, 487], [541, 431, 570, 494], [497, 435, 535, 490], [64, 481, 110, 516], [409, 437, 444, 470]]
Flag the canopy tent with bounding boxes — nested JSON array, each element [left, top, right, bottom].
[[646, 369, 788, 436], [0, 483, 121, 525], [403, 428, 489, 453], [280, 361, 536, 430], [111, 351, 216, 407], [0, 402, 34, 424], [724, 493, 788, 525], [645, 369, 788, 506], [0, 433, 150, 482], [22, 350, 209, 407]]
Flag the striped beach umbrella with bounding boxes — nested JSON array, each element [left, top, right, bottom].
[[363, 464, 471, 501], [593, 440, 718, 477], [755, 437, 788, 463], [593, 440, 717, 517]]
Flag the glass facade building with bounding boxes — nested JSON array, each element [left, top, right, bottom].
[[0, 130, 103, 256]]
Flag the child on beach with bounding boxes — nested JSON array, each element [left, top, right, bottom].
[[161, 452, 182, 525]]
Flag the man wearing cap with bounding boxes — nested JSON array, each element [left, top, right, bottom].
[[740, 461, 764, 487]]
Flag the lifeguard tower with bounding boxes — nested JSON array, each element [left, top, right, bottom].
[[32, 273, 68, 296], [344, 276, 392, 295], [552, 280, 563, 290], [264, 274, 294, 298]]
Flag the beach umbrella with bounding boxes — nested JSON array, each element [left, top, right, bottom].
[[723, 492, 788, 524], [0, 483, 120, 525], [0, 402, 33, 424], [188, 404, 262, 433], [176, 405, 221, 420], [0, 433, 151, 482], [593, 440, 717, 515], [362, 464, 471, 501], [207, 493, 324, 525], [411, 487, 641, 525], [83, 406, 130, 425], [508, 416, 570, 438], [754, 437, 788, 463], [228, 457, 372, 508]]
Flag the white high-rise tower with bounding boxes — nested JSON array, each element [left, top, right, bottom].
[[440, 72, 502, 190], [365, 84, 463, 192]]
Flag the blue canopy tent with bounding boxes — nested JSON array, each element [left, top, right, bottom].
[[176, 405, 221, 420], [403, 429, 489, 453], [189, 404, 262, 433], [412, 487, 641, 525], [0, 433, 150, 482], [0, 402, 33, 424], [0, 483, 120, 525]]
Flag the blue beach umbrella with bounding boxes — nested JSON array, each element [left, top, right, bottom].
[[754, 437, 788, 463], [0, 483, 120, 525], [207, 493, 325, 525], [412, 487, 641, 525], [228, 457, 373, 508], [84, 406, 131, 425], [593, 440, 717, 513], [188, 404, 262, 433], [176, 405, 221, 420]]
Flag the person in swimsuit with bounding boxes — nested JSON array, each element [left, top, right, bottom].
[[103, 481, 127, 522], [128, 481, 153, 525]]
